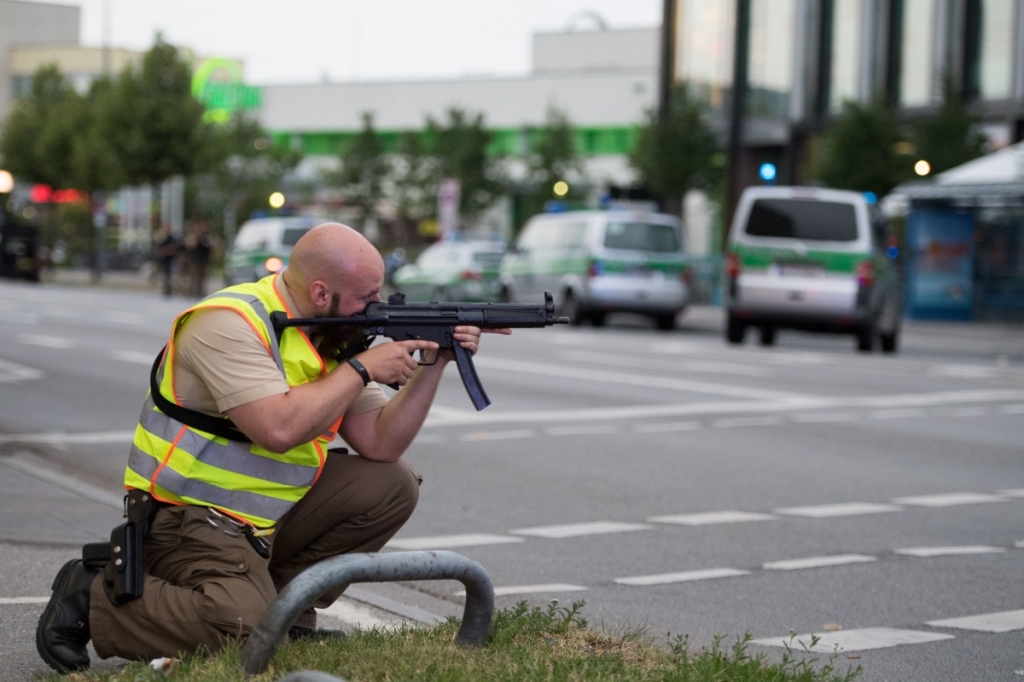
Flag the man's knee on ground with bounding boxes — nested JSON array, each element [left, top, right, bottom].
[[195, 565, 275, 639]]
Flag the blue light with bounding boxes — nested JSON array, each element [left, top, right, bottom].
[[864, 192, 878, 204], [758, 163, 777, 182], [886, 245, 899, 259]]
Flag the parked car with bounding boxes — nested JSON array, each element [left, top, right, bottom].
[[0, 223, 42, 282], [499, 210, 689, 329], [725, 186, 903, 352], [224, 217, 317, 285], [392, 240, 506, 302]]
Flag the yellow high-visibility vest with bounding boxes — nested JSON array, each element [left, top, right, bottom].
[[124, 275, 340, 528]]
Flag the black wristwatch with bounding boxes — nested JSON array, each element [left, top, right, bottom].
[[346, 357, 371, 386]]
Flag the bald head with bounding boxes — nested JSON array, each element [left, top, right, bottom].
[[284, 222, 384, 317]]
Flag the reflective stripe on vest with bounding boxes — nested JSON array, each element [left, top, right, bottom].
[[124, 275, 336, 528]]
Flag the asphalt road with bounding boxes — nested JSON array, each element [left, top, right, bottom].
[[2, 278, 1024, 681]]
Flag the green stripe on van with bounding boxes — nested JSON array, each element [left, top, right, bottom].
[[732, 244, 865, 273]]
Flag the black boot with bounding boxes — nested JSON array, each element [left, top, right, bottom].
[[36, 559, 97, 673]]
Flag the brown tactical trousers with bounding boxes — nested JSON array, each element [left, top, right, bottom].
[[89, 454, 421, 661]]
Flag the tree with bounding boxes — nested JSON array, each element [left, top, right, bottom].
[[631, 86, 720, 217], [426, 108, 501, 224], [529, 105, 581, 193], [330, 112, 390, 224], [98, 37, 212, 228], [814, 97, 914, 198], [391, 131, 435, 238], [914, 77, 988, 175]]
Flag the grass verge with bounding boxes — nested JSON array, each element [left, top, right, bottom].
[[61, 600, 862, 682]]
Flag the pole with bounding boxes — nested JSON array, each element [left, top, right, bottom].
[[724, 0, 751, 251], [658, 0, 677, 121], [102, 0, 111, 77]]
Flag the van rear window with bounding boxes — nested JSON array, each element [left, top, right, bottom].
[[604, 223, 679, 252], [745, 199, 858, 242], [281, 227, 312, 246]]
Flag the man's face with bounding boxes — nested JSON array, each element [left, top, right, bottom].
[[311, 265, 383, 360]]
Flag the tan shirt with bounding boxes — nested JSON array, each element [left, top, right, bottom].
[[171, 282, 388, 417]]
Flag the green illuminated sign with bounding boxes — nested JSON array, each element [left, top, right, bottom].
[[192, 57, 262, 123]]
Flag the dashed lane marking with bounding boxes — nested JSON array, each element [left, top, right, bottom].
[[927, 609, 1024, 633], [1000, 403, 1024, 414], [752, 628, 954, 653], [935, 406, 991, 417], [892, 492, 1009, 507], [773, 502, 903, 518], [790, 412, 859, 423], [0, 358, 43, 383], [869, 408, 928, 419], [543, 425, 620, 436], [110, 350, 156, 365], [763, 554, 877, 571], [0, 430, 134, 445], [894, 545, 1006, 558], [646, 510, 777, 526], [0, 597, 48, 605], [614, 568, 750, 586], [456, 583, 588, 597], [711, 416, 784, 429], [386, 534, 525, 551], [18, 334, 76, 349], [510, 521, 652, 539], [632, 421, 701, 433]]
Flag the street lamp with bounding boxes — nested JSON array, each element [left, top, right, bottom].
[[0, 170, 13, 194], [914, 160, 931, 177], [552, 180, 569, 198], [268, 192, 285, 209]]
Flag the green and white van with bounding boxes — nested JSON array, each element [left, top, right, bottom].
[[499, 210, 689, 329], [224, 217, 317, 285], [725, 187, 902, 352]]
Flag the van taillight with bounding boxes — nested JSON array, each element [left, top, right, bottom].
[[588, 260, 604, 278], [682, 267, 692, 286], [725, 253, 741, 279], [856, 260, 874, 287], [460, 269, 482, 281]]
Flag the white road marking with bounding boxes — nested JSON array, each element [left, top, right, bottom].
[[633, 421, 701, 433], [475, 356, 810, 402], [1016, 541, 1024, 548], [790, 412, 859, 423], [0, 597, 49, 605], [930, 365, 1003, 379], [892, 492, 1008, 507], [927, 609, 1024, 633], [110, 350, 156, 365], [752, 628, 954, 652], [0, 312, 39, 325], [460, 429, 536, 441], [869, 408, 928, 419], [564, 350, 772, 377], [18, 333, 76, 349], [543, 425, 620, 436], [413, 434, 445, 444], [773, 502, 903, 518], [0, 456, 123, 509], [647, 511, 777, 526], [894, 546, 1006, 557], [386, 534, 524, 551], [712, 416, 784, 429], [998, 489, 1024, 498], [510, 521, 651, 539], [615, 568, 750, 586], [426, 405, 475, 423], [999, 404, 1024, 414], [763, 554, 877, 571], [456, 583, 588, 597], [0, 358, 43, 383], [0, 430, 134, 445]]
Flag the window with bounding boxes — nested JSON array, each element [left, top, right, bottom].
[[978, 0, 1016, 100], [745, 199, 858, 242], [748, 0, 796, 118], [233, 223, 270, 252], [604, 223, 681, 252], [674, 0, 735, 112], [830, 0, 863, 112], [899, 0, 935, 107], [281, 227, 312, 246]]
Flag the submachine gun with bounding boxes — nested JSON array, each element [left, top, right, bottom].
[[270, 291, 569, 411]]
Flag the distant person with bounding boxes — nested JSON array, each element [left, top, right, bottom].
[[384, 247, 406, 287], [154, 228, 179, 297], [187, 222, 213, 297]]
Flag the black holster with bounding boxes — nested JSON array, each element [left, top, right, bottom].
[[81, 489, 158, 605]]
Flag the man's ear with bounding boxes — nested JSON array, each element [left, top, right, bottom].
[[308, 280, 331, 308]]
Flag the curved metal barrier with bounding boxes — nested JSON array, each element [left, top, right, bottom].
[[278, 672, 348, 682], [241, 550, 494, 676]]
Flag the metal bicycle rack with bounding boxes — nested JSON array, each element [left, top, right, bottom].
[[240, 550, 495, 676]]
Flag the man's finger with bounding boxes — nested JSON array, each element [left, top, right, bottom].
[[396, 339, 439, 351]]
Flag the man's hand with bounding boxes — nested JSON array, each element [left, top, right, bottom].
[[356, 339, 438, 385]]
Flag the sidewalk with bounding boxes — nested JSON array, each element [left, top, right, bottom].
[[0, 450, 460, 681]]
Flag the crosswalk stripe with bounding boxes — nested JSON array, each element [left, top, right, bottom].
[[386, 534, 524, 551], [615, 568, 750, 586], [647, 511, 777, 526], [510, 521, 651, 539], [927, 609, 1024, 633], [752, 628, 954, 652], [894, 546, 1006, 557], [763, 554, 877, 571], [773, 502, 902, 518]]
